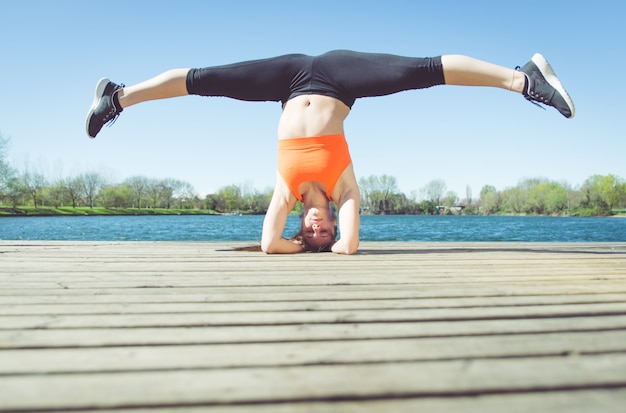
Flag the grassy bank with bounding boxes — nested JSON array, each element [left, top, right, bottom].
[[0, 206, 220, 217]]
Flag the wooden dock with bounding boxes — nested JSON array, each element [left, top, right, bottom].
[[1, 241, 626, 412]]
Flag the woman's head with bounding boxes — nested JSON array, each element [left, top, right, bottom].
[[294, 206, 338, 252]]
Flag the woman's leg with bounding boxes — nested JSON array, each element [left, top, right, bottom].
[[315, 51, 446, 104], [86, 70, 189, 138], [108, 52, 309, 110], [117, 69, 190, 109], [318, 50, 574, 118], [113, 53, 308, 110], [442, 54, 574, 118], [86, 54, 307, 138], [441, 55, 525, 92], [185, 54, 308, 102]]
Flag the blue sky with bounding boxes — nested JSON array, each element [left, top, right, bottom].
[[1, 0, 624, 199]]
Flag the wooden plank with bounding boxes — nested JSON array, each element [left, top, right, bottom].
[[4, 269, 626, 285], [3, 293, 626, 315], [3, 262, 624, 276], [1, 289, 625, 305], [2, 330, 626, 375], [3, 271, 626, 288], [40, 389, 626, 413], [3, 302, 626, 329], [2, 285, 626, 302], [1, 353, 626, 411], [1, 241, 625, 412], [3, 315, 626, 349]]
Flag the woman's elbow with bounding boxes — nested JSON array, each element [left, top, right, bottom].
[[261, 240, 275, 254], [261, 239, 293, 254], [332, 241, 359, 255]]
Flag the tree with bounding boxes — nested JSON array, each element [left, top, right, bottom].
[[218, 185, 242, 212], [390, 192, 419, 214], [419, 199, 436, 215], [146, 179, 168, 208], [240, 184, 272, 214], [595, 174, 626, 213], [443, 191, 458, 206], [479, 185, 499, 215], [501, 186, 524, 214], [358, 175, 377, 213], [422, 179, 447, 206], [19, 166, 47, 207], [99, 184, 132, 208], [581, 175, 610, 215], [44, 179, 70, 207], [358, 174, 400, 214], [538, 182, 568, 215], [0, 133, 13, 187], [125, 176, 149, 208], [3, 179, 25, 207], [160, 179, 177, 209], [465, 185, 473, 205], [80, 171, 107, 208], [0, 133, 17, 204], [480, 185, 497, 200], [246, 190, 272, 214], [65, 176, 84, 208], [173, 180, 196, 209]]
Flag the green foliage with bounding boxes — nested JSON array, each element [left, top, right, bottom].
[[358, 174, 399, 214], [500, 179, 569, 215], [479, 186, 501, 215], [0, 206, 215, 216], [1, 133, 624, 217]]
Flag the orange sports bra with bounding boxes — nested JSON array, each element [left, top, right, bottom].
[[277, 134, 352, 201]]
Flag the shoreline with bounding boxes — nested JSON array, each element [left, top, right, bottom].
[[1, 207, 624, 218], [0, 207, 245, 217]]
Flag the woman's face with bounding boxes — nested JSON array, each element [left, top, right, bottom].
[[301, 207, 336, 250]]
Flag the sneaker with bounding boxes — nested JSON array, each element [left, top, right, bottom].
[[518, 53, 575, 118], [85, 78, 124, 138]]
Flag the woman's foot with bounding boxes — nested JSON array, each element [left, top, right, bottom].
[[518, 53, 575, 118], [85, 78, 124, 138]]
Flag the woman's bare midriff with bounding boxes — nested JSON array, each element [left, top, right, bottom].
[[278, 95, 350, 140]]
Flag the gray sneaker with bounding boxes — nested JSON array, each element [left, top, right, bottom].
[[518, 53, 575, 118], [85, 78, 124, 138]]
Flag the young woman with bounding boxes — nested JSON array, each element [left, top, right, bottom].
[[86, 50, 574, 254]]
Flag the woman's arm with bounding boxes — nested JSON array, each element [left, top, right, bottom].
[[261, 177, 303, 254], [332, 167, 361, 255]]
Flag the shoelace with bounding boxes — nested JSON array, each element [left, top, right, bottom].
[[105, 84, 125, 128], [515, 67, 546, 111]]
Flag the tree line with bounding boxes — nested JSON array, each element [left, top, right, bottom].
[[359, 174, 626, 216], [1, 133, 625, 216]]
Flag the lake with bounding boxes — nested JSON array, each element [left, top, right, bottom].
[[1, 215, 625, 242]]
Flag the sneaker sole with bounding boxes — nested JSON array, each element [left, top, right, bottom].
[[85, 78, 110, 139], [531, 53, 575, 118]]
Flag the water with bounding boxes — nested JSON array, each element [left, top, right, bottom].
[[1, 215, 625, 242]]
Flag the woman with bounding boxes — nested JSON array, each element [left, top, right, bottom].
[[86, 50, 574, 254]]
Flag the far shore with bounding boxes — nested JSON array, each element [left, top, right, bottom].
[[1, 206, 624, 218], [0, 206, 224, 217]]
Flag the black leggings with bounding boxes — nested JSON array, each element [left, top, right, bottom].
[[186, 50, 445, 108]]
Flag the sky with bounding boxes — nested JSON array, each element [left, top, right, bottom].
[[1, 0, 625, 200]]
